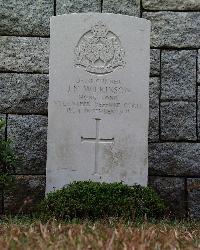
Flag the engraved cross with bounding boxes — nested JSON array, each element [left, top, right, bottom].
[[81, 118, 114, 175]]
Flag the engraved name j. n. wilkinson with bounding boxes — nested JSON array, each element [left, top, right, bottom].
[[74, 22, 126, 74]]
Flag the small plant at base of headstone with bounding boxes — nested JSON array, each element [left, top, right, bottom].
[[39, 181, 167, 221], [0, 119, 18, 189]]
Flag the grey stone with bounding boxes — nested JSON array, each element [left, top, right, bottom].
[[198, 50, 200, 84], [102, 0, 140, 17], [4, 175, 45, 213], [0, 74, 48, 114], [142, 0, 200, 10], [187, 178, 200, 220], [47, 13, 150, 192], [0, 37, 49, 73], [150, 49, 160, 76], [161, 50, 196, 101], [198, 88, 200, 139], [149, 143, 200, 176], [0, 114, 6, 140], [149, 77, 159, 141], [0, 0, 53, 36], [56, 0, 101, 15], [7, 115, 47, 175], [143, 12, 200, 48], [149, 176, 186, 218], [161, 102, 196, 141]]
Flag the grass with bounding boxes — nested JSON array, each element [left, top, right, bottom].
[[0, 217, 199, 249]]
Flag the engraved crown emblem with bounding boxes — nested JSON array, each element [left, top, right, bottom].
[[91, 22, 108, 38], [74, 22, 126, 74]]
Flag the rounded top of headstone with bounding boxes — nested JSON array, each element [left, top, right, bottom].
[[51, 12, 151, 26]]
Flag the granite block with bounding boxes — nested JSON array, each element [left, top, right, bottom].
[[150, 49, 160, 76], [187, 178, 200, 220], [161, 50, 196, 101], [0, 37, 49, 73], [149, 143, 200, 176], [198, 50, 200, 84], [143, 12, 200, 48], [56, 0, 101, 15], [0, 73, 48, 114], [161, 102, 196, 141], [149, 176, 186, 218], [102, 0, 140, 16], [142, 0, 200, 10], [0, 0, 53, 36], [7, 115, 47, 175], [149, 77, 159, 141]]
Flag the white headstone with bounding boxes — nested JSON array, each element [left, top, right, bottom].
[[46, 13, 150, 193]]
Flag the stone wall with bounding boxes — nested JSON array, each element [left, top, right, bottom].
[[0, 0, 199, 219]]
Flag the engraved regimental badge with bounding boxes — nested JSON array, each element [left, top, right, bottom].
[[74, 22, 126, 74]]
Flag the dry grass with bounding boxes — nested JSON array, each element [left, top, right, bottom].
[[0, 219, 199, 249]]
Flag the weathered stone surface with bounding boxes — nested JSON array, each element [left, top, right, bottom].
[[0, 37, 49, 73], [142, 0, 200, 10], [102, 0, 140, 17], [0, 114, 6, 140], [161, 50, 196, 101], [149, 77, 159, 141], [150, 49, 160, 76], [4, 175, 45, 213], [56, 0, 101, 14], [47, 13, 150, 192], [143, 12, 200, 48], [7, 115, 47, 175], [149, 176, 186, 218], [0, 74, 48, 114], [161, 102, 196, 141], [0, 0, 53, 36], [198, 88, 200, 139], [187, 178, 200, 220], [149, 143, 200, 176], [198, 50, 200, 84]]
